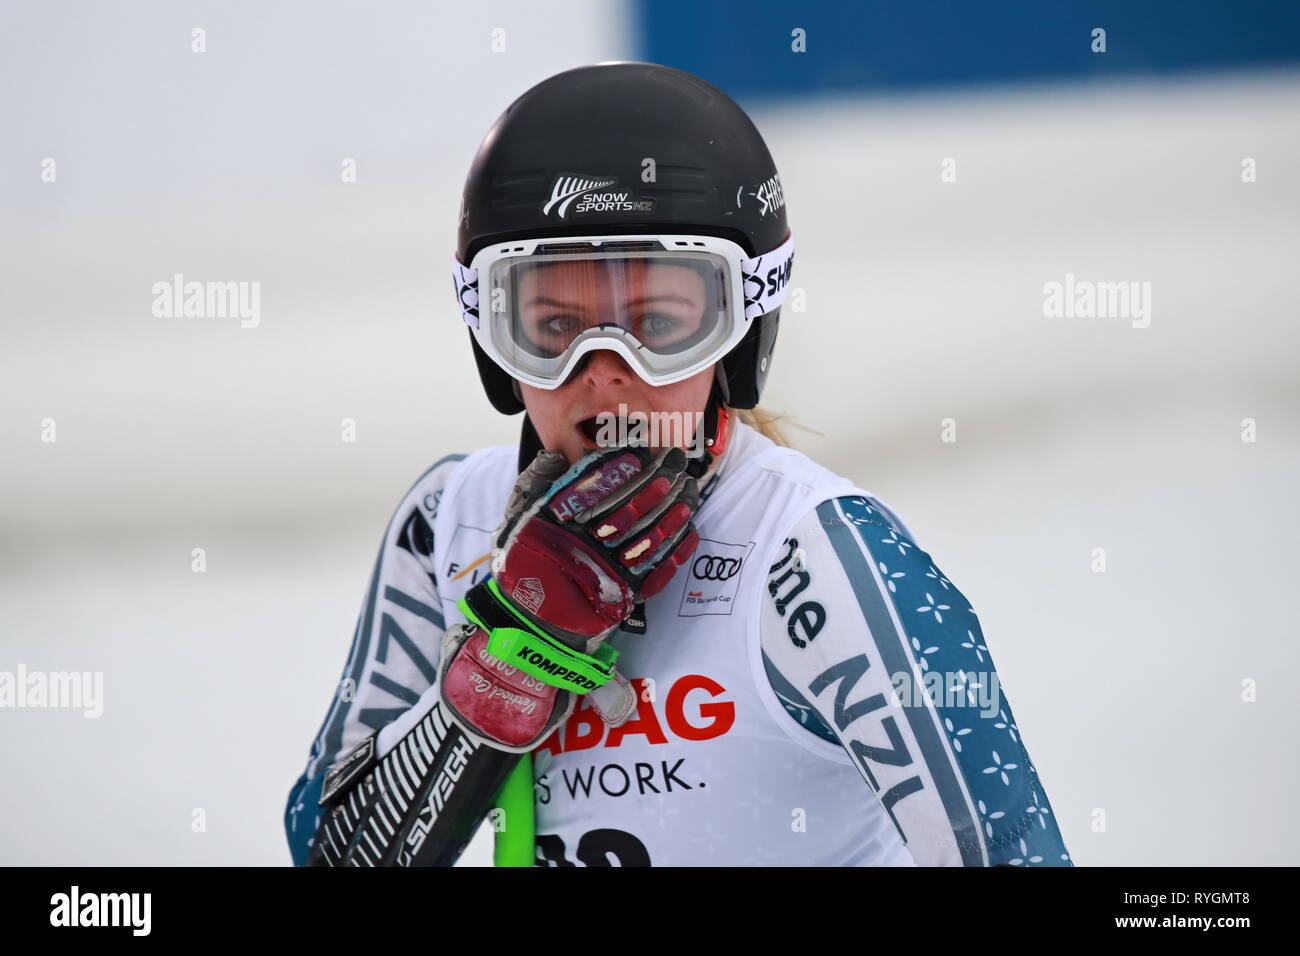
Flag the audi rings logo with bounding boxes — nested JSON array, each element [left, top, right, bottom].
[[680, 539, 751, 617], [692, 555, 742, 581]]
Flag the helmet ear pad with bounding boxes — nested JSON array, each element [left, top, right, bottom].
[[719, 309, 780, 410], [469, 329, 526, 415]]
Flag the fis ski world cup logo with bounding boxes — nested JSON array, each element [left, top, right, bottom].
[[542, 173, 656, 220], [680, 539, 753, 617]]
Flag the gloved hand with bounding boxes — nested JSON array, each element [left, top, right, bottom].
[[438, 443, 701, 752]]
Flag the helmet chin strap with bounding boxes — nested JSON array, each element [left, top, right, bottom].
[[516, 412, 545, 474], [684, 377, 730, 480]]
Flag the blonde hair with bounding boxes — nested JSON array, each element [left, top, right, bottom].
[[732, 405, 822, 449]]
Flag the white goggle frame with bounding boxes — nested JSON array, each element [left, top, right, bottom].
[[452, 231, 794, 390]]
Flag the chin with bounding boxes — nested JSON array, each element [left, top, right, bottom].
[[565, 433, 593, 464]]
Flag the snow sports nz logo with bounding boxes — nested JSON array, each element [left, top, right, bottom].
[[542, 173, 656, 219]]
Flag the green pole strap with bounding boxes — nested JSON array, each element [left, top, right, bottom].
[[493, 754, 535, 867], [484, 626, 617, 691], [457, 579, 618, 692]]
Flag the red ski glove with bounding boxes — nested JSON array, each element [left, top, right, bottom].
[[438, 443, 700, 752]]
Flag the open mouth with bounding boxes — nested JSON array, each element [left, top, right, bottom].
[[576, 413, 644, 448], [577, 415, 613, 446]]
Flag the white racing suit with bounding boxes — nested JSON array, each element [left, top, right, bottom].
[[285, 421, 1072, 866]]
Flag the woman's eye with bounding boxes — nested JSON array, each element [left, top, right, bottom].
[[539, 314, 580, 337], [637, 312, 680, 338]]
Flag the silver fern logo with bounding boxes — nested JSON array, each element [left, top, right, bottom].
[[543, 174, 618, 218], [542, 174, 656, 219]]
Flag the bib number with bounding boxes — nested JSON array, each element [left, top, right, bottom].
[[535, 829, 651, 867]]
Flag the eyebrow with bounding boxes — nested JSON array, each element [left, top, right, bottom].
[[523, 293, 698, 309]]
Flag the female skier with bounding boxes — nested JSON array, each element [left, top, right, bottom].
[[285, 61, 1072, 867]]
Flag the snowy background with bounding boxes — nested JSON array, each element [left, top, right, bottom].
[[2, 0, 1297, 865]]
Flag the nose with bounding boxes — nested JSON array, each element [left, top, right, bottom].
[[578, 348, 635, 388]]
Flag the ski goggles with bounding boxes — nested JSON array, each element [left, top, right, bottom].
[[452, 232, 794, 390]]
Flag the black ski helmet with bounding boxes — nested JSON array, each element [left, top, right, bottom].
[[455, 61, 790, 416]]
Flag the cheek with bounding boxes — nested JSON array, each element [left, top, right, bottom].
[[650, 369, 714, 423], [520, 385, 564, 430], [674, 368, 715, 408], [521, 383, 591, 459]]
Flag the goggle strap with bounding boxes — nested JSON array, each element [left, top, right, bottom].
[[740, 231, 796, 320], [453, 258, 479, 329]]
